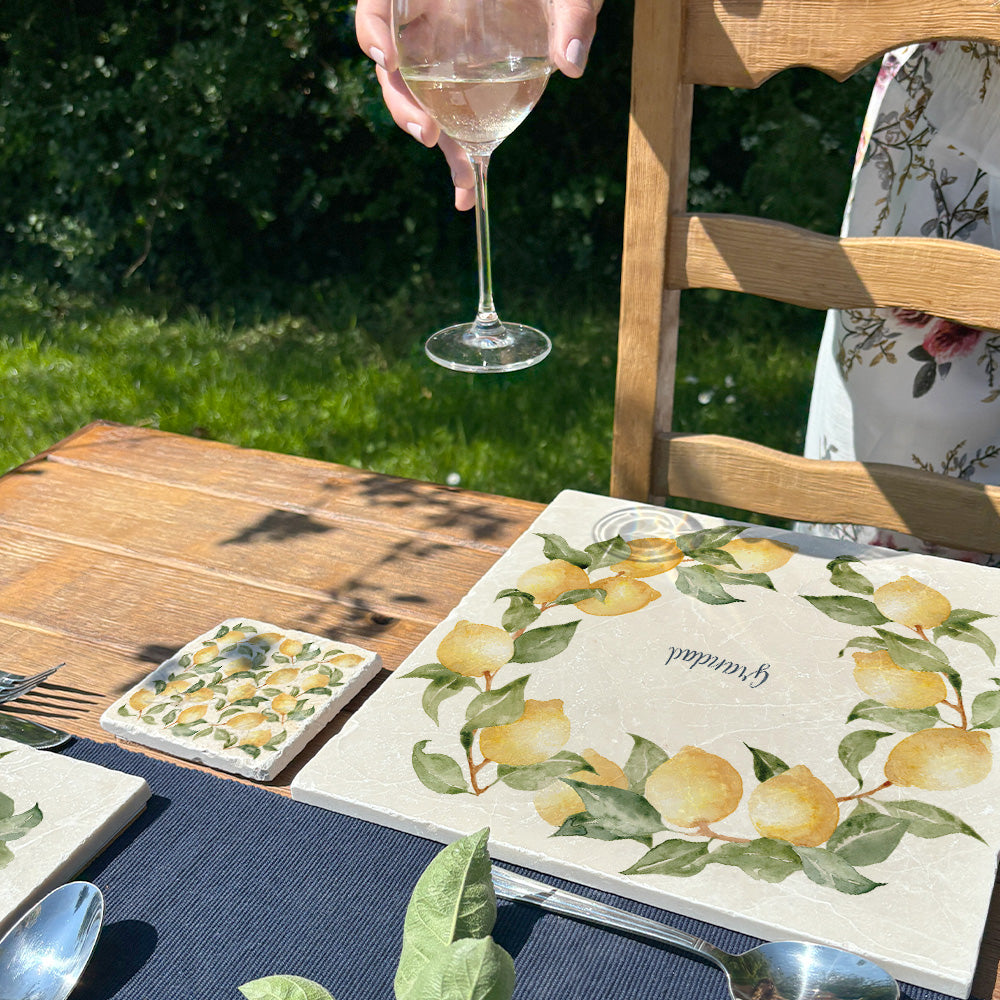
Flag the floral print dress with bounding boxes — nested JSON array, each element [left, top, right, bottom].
[[803, 42, 1000, 562]]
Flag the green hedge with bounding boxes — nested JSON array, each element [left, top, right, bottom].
[[0, 1, 873, 304]]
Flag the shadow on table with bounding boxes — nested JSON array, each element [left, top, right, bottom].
[[72, 920, 158, 1000]]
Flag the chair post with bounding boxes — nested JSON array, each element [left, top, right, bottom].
[[611, 0, 691, 502]]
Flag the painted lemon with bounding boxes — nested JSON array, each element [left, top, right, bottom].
[[176, 704, 207, 725], [323, 653, 365, 670], [479, 699, 571, 766], [192, 643, 220, 665], [271, 692, 298, 716], [719, 537, 797, 574], [437, 620, 514, 678], [748, 765, 840, 847], [610, 537, 683, 577], [278, 638, 304, 658], [516, 560, 591, 604], [217, 630, 246, 649], [873, 576, 951, 629], [239, 728, 273, 747], [184, 686, 215, 703], [265, 667, 299, 686], [885, 728, 992, 790], [248, 632, 283, 647], [221, 656, 254, 677], [851, 650, 946, 710], [575, 576, 661, 616], [226, 680, 257, 702], [227, 711, 268, 731], [644, 746, 743, 827], [534, 749, 628, 826], [299, 673, 330, 692], [128, 688, 156, 712]]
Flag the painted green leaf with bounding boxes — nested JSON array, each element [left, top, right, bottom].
[[394, 829, 496, 1000], [827, 811, 909, 866], [0, 790, 12, 820], [409, 937, 515, 1000], [511, 622, 579, 664], [621, 838, 711, 877], [239, 744, 261, 758], [689, 547, 742, 569], [463, 676, 528, 733], [675, 525, 744, 556], [846, 699, 941, 732], [535, 532, 591, 568], [942, 608, 994, 626], [497, 592, 541, 633], [584, 536, 631, 572], [826, 556, 874, 596], [550, 587, 605, 606], [837, 729, 892, 788], [792, 846, 885, 894], [839, 636, 887, 657], [971, 689, 1000, 729], [552, 811, 631, 842], [745, 745, 789, 782], [411, 741, 469, 796], [495, 752, 594, 792], [239, 975, 335, 1000], [563, 781, 665, 839], [800, 596, 889, 626], [0, 802, 42, 843], [882, 799, 986, 843], [708, 569, 775, 591], [674, 565, 741, 606], [421, 674, 480, 726], [623, 733, 670, 794], [0, 842, 13, 869], [705, 838, 802, 883], [934, 621, 997, 665], [874, 628, 950, 672]]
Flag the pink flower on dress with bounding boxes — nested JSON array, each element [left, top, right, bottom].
[[921, 320, 984, 360], [892, 308, 934, 327]]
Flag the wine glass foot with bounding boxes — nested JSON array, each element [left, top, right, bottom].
[[424, 322, 551, 373]]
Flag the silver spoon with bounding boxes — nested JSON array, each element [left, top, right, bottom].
[[0, 881, 104, 1000], [493, 867, 900, 1000]]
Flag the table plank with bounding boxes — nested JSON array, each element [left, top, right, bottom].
[[0, 422, 542, 792]]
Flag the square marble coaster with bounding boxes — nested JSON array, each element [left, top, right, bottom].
[[293, 490, 1000, 998], [101, 619, 382, 780], [0, 736, 150, 936]]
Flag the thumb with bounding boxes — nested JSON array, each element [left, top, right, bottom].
[[549, 0, 603, 78]]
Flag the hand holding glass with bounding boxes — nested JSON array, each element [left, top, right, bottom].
[[394, 0, 553, 372]]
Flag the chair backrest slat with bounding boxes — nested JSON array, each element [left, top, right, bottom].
[[670, 214, 1000, 328], [684, 0, 1000, 87]]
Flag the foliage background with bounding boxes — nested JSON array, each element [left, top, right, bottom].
[[0, 0, 876, 500]]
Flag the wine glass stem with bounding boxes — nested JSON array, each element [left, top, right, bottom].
[[471, 152, 500, 330]]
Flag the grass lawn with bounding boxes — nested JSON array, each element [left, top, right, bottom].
[[0, 271, 822, 506]]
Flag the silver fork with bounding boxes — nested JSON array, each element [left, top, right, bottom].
[[0, 664, 64, 704]]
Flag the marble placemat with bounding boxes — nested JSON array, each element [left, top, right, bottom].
[[0, 736, 149, 936], [293, 489, 1000, 997]]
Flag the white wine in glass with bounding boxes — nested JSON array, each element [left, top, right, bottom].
[[394, 0, 554, 373]]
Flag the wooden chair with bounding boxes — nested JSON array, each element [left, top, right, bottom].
[[611, 0, 1000, 553]]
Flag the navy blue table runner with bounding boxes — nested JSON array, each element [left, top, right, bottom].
[[61, 740, 970, 1000]]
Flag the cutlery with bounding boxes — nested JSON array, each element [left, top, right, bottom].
[[0, 664, 64, 705], [0, 881, 104, 1000], [0, 711, 72, 749], [492, 866, 900, 1000]]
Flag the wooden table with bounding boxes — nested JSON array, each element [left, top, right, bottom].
[[3, 421, 1000, 998], [0, 421, 541, 790]]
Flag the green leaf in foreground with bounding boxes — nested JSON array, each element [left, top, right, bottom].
[[239, 976, 334, 1000], [394, 829, 497, 1000], [623, 732, 670, 794], [409, 937, 515, 1000], [800, 595, 889, 626]]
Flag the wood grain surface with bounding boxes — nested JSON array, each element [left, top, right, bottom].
[[0, 422, 541, 791]]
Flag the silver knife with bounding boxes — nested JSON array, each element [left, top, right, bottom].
[[0, 711, 72, 749]]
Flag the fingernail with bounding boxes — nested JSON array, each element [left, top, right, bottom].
[[406, 121, 425, 143], [370, 46, 386, 68], [565, 37, 587, 69]]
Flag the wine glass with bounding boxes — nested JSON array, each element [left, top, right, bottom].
[[393, 0, 553, 373]]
